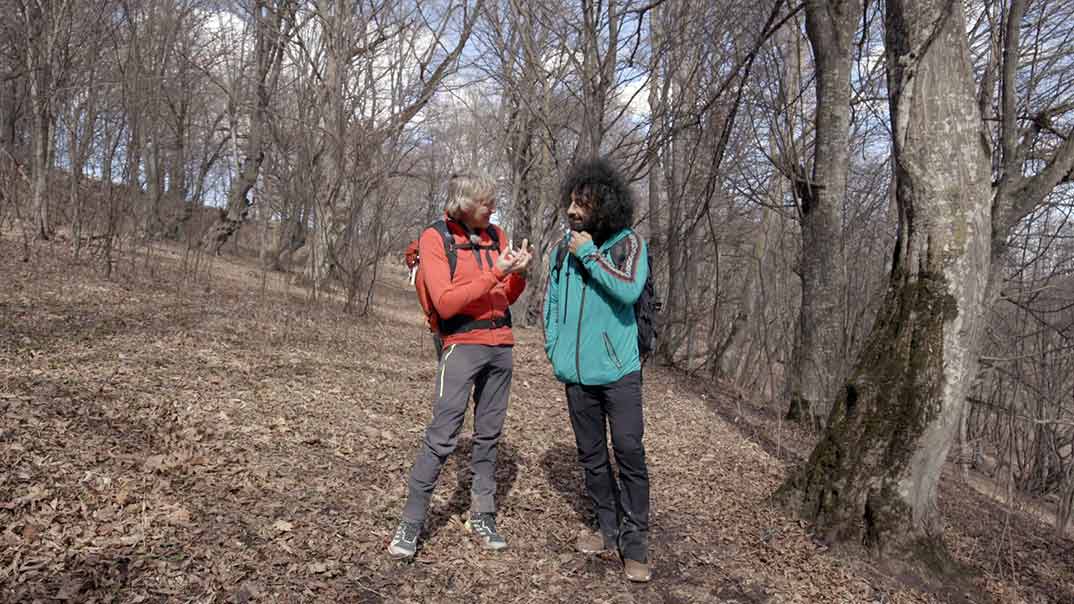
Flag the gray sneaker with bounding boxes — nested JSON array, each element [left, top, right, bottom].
[[387, 520, 421, 559], [465, 512, 507, 550]]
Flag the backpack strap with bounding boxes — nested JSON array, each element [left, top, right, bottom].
[[479, 225, 502, 272], [434, 220, 503, 275], [429, 219, 458, 278], [439, 313, 512, 335], [553, 239, 569, 274]]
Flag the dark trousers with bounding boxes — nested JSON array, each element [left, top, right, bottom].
[[402, 344, 512, 524], [565, 371, 649, 561]]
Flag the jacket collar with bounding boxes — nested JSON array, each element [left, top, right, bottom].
[[444, 214, 493, 244]]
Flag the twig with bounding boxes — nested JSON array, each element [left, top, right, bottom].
[[353, 578, 386, 599]]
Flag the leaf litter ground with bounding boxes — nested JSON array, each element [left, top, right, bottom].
[[1, 237, 1070, 604]]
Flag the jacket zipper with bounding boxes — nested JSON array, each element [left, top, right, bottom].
[[576, 278, 587, 381], [486, 245, 494, 320], [562, 255, 570, 324]]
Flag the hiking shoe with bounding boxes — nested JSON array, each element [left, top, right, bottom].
[[624, 558, 652, 582], [465, 512, 507, 550], [387, 520, 421, 559], [576, 528, 615, 554]]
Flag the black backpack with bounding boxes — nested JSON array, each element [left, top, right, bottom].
[[554, 232, 660, 364]]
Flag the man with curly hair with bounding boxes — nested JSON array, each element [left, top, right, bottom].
[[544, 157, 652, 582]]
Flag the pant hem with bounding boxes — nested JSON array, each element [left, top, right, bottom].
[[470, 496, 496, 514]]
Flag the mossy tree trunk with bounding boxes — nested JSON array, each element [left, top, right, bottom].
[[775, 0, 992, 555]]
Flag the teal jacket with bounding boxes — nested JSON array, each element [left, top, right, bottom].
[[544, 228, 649, 385]]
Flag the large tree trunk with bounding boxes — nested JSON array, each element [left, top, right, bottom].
[[775, 0, 991, 556], [785, 0, 859, 423]]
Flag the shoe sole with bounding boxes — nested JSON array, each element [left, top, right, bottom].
[[387, 545, 415, 559], [624, 561, 651, 582], [576, 545, 610, 554]]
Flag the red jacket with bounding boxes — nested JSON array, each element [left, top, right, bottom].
[[418, 217, 526, 346]]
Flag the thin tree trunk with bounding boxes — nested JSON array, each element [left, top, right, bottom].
[[22, 0, 55, 240], [646, 1, 664, 313], [785, 0, 859, 424], [69, 94, 99, 258], [28, 90, 50, 240]]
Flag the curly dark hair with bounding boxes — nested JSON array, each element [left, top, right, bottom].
[[560, 157, 634, 244]]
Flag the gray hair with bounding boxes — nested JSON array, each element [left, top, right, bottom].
[[445, 171, 495, 220]]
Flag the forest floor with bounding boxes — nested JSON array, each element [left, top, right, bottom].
[[2, 234, 1072, 604]]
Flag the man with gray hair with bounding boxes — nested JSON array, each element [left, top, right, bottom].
[[389, 172, 533, 559]]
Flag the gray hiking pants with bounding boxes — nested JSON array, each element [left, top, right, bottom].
[[401, 343, 513, 524]]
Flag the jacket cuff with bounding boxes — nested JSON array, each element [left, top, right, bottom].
[[575, 240, 598, 258]]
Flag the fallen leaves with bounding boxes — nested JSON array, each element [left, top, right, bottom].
[[1, 235, 1071, 604]]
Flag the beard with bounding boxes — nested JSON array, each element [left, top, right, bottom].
[[567, 216, 591, 232]]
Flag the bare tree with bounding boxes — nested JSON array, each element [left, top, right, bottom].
[[775, 0, 994, 555], [201, 0, 297, 255], [476, 0, 573, 324], [783, 0, 861, 424], [17, 0, 76, 240]]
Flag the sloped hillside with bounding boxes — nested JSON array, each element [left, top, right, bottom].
[[1, 235, 1070, 603]]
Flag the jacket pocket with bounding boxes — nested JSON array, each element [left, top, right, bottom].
[[602, 332, 622, 369], [545, 333, 559, 362]]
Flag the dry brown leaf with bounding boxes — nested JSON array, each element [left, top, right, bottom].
[[55, 576, 84, 600], [143, 455, 165, 472], [167, 507, 192, 525], [1, 236, 1068, 604]]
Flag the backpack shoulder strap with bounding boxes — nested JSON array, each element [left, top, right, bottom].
[[553, 239, 569, 274], [429, 219, 458, 278], [487, 224, 502, 249]]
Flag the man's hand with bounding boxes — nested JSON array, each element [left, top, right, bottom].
[[495, 238, 533, 275], [568, 230, 593, 256], [508, 238, 533, 274], [511, 239, 533, 274]]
